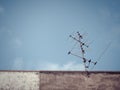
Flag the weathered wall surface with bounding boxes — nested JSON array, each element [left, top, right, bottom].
[[0, 71, 120, 90], [40, 71, 120, 90], [0, 71, 39, 90]]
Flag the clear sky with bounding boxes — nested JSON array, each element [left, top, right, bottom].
[[0, 0, 120, 71]]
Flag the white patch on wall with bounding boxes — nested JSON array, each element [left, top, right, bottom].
[[0, 72, 39, 90]]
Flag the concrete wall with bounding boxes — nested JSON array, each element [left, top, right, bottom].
[[40, 71, 120, 90], [0, 71, 120, 90]]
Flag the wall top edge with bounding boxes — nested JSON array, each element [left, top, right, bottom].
[[0, 70, 120, 74]]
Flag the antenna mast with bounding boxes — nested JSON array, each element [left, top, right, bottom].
[[68, 31, 97, 71]]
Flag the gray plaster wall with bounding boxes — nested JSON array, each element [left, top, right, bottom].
[[0, 71, 120, 90]]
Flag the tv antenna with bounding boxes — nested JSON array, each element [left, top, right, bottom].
[[68, 31, 111, 73], [68, 31, 97, 72]]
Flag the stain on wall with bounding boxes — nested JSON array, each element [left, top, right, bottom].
[[0, 71, 120, 90]]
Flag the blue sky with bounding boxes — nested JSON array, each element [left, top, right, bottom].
[[0, 0, 120, 71]]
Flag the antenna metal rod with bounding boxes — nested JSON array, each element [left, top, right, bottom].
[[69, 35, 88, 47], [68, 51, 96, 64]]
